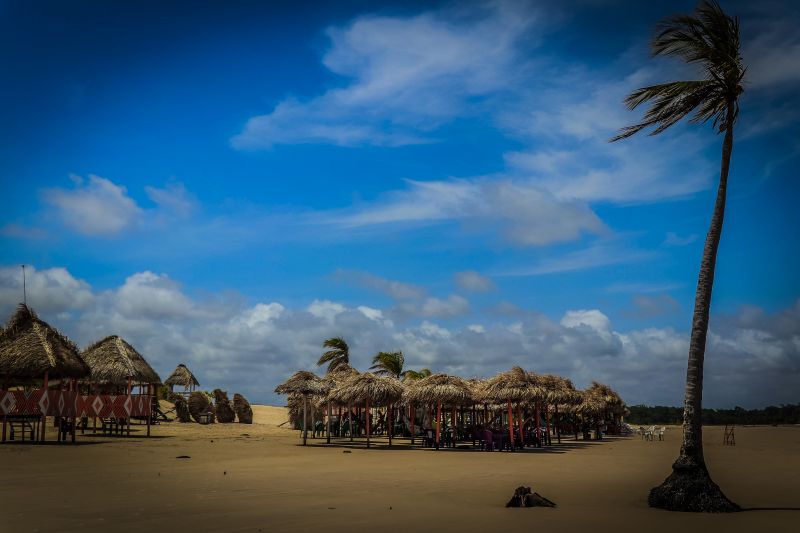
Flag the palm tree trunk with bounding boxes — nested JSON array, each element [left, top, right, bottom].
[[649, 106, 739, 512]]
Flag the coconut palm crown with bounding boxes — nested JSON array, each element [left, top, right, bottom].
[[369, 350, 404, 378], [611, 0, 744, 513], [317, 336, 350, 374]]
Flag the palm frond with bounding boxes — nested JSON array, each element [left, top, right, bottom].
[[369, 350, 404, 378], [317, 336, 350, 373]]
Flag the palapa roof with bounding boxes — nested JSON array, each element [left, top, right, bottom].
[[328, 372, 403, 405], [165, 363, 200, 388], [478, 366, 544, 404], [275, 370, 326, 396], [0, 304, 90, 381], [578, 381, 626, 415], [540, 374, 582, 406], [403, 373, 473, 405], [81, 335, 161, 386]]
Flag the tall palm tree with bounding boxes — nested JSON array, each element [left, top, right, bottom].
[[401, 368, 432, 382], [317, 337, 350, 374], [611, 0, 743, 512], [369, 350, 404, 378]]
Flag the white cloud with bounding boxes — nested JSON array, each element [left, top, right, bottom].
[[232, 3, 539, 148], [145, 181, 197, 217], [333, 269, 426, 300], [0, 265, 94, 314], [454, 271, 495, 292], [498, 241, 658, 277], [42, 175, 141, 236], [664, 232, 699, 247], [324, 178, 606, 247], [1, 265, 796, 408]]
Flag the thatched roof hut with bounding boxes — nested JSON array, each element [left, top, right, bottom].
[[478, 366, 544, 404], [0, 304, 89, 383], [579, 381, 626, 416], [275, 371, 326, 446], [275, 370, 326, 396], [328, 372, 403, 447], [329, 372, 403, 406], [81, 335, 161, 387], [403, 373, 473, 406], [165, 363, 200, 391]]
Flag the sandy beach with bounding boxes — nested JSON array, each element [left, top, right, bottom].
[[1, 406, 798, 532]]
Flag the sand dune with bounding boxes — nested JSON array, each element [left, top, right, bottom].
[[1, 406, 798, 532]]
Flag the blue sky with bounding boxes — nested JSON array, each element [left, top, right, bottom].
[[1, 0, 798, 407]]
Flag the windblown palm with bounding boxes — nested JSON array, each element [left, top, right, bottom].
[[317, 337, 350, 374], [369, 350, 405, 378], [401, 368, 432, 382], [612, 0, 744, 513]]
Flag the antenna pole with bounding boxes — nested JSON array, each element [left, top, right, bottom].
[[21, 264, 27, 305]]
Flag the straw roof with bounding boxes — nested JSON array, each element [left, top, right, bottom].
[[0, 304, 90, 381], [479, 366, 544, 404], [403, 373, 473, 406], [81, 335, 161, 386], [275, 370, 326, 396], [165, 363, 200, 388], [540, 374, 582, 406], [328, 372, 403, 406], [578, 381, 626, 415]]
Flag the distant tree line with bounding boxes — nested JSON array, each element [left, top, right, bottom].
[[626, 404, 800, 426]]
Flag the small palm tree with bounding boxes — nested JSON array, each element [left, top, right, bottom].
[[369, 350, 405, 378], [401, 368, 432, 381], [611, 0, 744, 513], [317, 337, 350, 373]]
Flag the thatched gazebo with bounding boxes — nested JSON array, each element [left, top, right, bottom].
[[0, 304, 90, 442], [478, 367, 544, 449], [82, 336, 161, 390], [164, 363, 199, 395], [329, 372, 403, 448], [0, 304, 90, 385], [403, 373, 472, 449], [319, 364, 359, 443], [540, 374, 581, 443], [80, 335, 162, 436], [579, 381, 626, 437], [275, 371, 326, 445]]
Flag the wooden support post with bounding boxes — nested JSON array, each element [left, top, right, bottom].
[[534, 402, 541, 447], [303, 395, 309, 445], [349, 402, 353, 441], [326, 400, 331, 444], [410, 405, 415, 444], [544, 403, 552, 445], [126, 376, 132, 437], [146, 383, 152, 437], [435, 401, 442, 450], [40, 371, 49, 442], [388, 402, 393, 446], [365, 399, 371, 449], [555, 404, 561, 444], [507, 402, 514, 450], [517, 403, 524, 448]]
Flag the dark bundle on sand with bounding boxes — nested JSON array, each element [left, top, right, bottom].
[[505, 486, 556, 508], [213, 389, 236, 423], [233, 393, 253, 424], [188, 391, 215, 424], [170, 394, 191, 423]]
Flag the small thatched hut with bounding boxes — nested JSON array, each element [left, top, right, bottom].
[[478, 367, 545, 448], [329, 372, 403, 447], [164, 363, 199, 395], [275, 371, 326, 445], [213, 389, 235, 423], [403, 373, 473, 448], [81, 336, 161, 390], [0, 304, 90, 385], [0, 304, 90, 443], [233, 393, 253, 424], [319, 364, 359, 442]]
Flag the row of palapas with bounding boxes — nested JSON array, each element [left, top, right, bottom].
[[275, 364, 626, 445], [0, 304, 253, 424]]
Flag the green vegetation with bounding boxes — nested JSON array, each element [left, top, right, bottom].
[[627, 404, 800, 426]]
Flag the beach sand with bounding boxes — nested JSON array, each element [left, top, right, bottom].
[[1, 406, 798, 532]]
